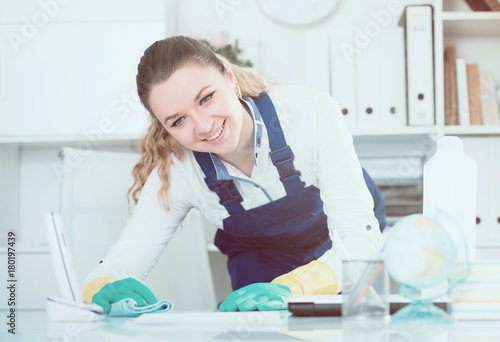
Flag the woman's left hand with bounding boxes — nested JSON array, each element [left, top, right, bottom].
[[219, 283, 291, 312]]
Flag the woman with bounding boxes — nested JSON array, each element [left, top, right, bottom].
[[82, 36, 383, 313]]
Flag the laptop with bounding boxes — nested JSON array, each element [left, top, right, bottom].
[[45, 211, 104, 320], [288, 294, 451, 317]]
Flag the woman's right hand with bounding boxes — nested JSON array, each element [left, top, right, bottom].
[[91, 277, 158, 314]]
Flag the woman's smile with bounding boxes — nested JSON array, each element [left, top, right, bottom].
[[203, 120, 226, 142]]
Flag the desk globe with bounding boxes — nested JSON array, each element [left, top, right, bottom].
[[382, 211, 470, 323]]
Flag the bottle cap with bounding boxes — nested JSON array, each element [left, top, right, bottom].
[[437, 136, 463, 153]]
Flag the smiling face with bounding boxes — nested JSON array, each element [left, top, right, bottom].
[[149, 62, 252, 160]]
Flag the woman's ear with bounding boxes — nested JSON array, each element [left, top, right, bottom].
[[223, 62, 237, 86]]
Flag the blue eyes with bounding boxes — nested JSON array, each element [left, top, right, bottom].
[[171, 91, 215, 127]]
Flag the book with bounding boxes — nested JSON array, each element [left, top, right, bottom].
[[466, 64, 483, 125], [444, 46, 458, 125], [480, 72, 500, 125], [464, 0, 500, 11], [456, 58, 470, 126], [452, 260, 500, 321]]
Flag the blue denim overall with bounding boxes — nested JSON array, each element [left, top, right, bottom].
[[194, 93, 333, 290], [195, 93, 387, 290]]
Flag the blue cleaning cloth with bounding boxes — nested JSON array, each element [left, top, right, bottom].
[[108, 298, 174, 317]]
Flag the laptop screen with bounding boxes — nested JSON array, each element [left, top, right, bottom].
[[46, 211, 83, 302]]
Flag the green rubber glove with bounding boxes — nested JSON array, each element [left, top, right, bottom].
[[219, 283, 292, 312], [91, 277, 158, 314]]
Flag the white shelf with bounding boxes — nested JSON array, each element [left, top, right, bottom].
[[4, 128, 500, 142], [442, 11, 500, 37], [350, 126, 435, 137], [442, 11, 500, 21], [0, 134, 141, 144], [443, 125, 500, 136], [351, 126, 500, 137]]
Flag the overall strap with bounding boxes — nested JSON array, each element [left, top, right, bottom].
[[193, 152, 245, 215], [254, 92, 304, 195]]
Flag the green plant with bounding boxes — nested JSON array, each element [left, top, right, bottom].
[[199, 32, 253, 68]]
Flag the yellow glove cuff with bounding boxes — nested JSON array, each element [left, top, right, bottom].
[[82, 276, 116, 303], [271, 260, 338, 295]]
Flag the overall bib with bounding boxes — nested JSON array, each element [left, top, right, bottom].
[[194, 93, 332, 291]]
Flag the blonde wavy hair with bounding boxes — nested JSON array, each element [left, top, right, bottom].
[[129, 35, 269, 209]]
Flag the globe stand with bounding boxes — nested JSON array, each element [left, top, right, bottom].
[[390, 297, 453, 342], [391, 298, 452, 324], [383, 212, 470, 327]]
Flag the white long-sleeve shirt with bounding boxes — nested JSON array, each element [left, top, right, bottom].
[[84, 85, 381, 290]]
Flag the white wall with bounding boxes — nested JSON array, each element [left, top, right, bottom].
[[0, 1, 168, 138], [172, 0, 424, 87]]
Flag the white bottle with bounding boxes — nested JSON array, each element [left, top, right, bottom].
[[423, 136, 477, 261]]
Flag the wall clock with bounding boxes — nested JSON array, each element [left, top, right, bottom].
[[258, 0, 342, 27]]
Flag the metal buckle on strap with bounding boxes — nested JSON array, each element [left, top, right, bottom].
[[270, 146, 301, 181], [270, 145, 294, 165], [205, 176, 243, 204], [279, 170, 302, 184]]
